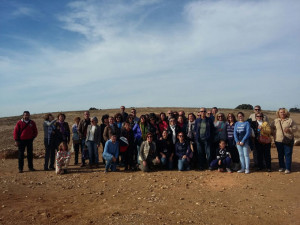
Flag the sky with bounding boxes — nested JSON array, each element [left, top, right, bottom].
[[0, 0, 300, 117]]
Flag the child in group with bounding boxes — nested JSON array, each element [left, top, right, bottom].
[[56, 142, 71, 175], [210, 140, 232, 173]]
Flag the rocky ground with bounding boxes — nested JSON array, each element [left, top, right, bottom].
[[0, 108, 299, 224]]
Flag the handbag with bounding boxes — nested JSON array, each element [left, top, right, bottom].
[[258, 135, 271, 144], [279, 121, 294, 146]]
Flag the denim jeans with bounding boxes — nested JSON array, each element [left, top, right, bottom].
[[86, 140, 99, 165], [210, 157, 231, 169], [178, 158, 190, 171], [196, 139, 211, 169], [44, 138, 55, 169], [81, 139, 89, 164], [275, 142, 293, 171], [236, 143, 250, 171], [161, 156, 173, 170], [103, 152, 117, 171]]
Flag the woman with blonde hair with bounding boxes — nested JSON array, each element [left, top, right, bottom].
[[271, 108, 297, 174]]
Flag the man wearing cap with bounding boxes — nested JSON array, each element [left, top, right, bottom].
[[85, 117, 102, 168], [13, 111, 38, 173]]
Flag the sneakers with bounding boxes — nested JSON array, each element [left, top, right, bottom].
[[278, 168, 284, 172], [237, 169, 245, 173], [226, 168, 232, 173], [245, 170, 250, 174], [285, 170, 291, 174]]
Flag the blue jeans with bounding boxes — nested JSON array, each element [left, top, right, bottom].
[[210, 157, 231, 169], [161, 156, 173, 170], [86, 140, 99, 165], [103, 152, 117, 171], [81, 139, 89, 164], [178, 158, 189, 171], [196, 139, 211, 169], [236, 144, 250, 171], [275, 142, 293, 171], [44, 138, 55, 169]]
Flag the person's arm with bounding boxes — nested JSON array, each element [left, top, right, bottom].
[[233, 123, 239, 144], [139, 142, 146, 161], [32, 121, 38, 139], [103, 126, 109, 142], [66, 123, 70, 144], [241, 122, 251, 144]]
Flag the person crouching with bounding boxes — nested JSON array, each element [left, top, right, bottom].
[[209, 140, 232, 173], [56, 142, 71, 175], [103, 134, 119, 173]]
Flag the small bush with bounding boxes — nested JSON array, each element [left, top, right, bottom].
[[235, 104, 253, 110], [89, 107, 98, 110], [289, 107, 300, 113]]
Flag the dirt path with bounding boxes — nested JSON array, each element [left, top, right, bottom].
[[0, 147, 299, 225]]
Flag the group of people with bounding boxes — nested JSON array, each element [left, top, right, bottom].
[[13, 105, 297, 175]]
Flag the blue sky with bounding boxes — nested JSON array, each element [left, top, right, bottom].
[[0, 0, 299, 117]]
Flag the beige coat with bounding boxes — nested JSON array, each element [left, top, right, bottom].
[[271, 118, 297, 142]]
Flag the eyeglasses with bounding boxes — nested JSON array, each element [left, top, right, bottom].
[[200, 111, 206, 113], [254, 108, 260, 111], [217, 116, 223, 118], [256, 115, 262, 118], [207, 113, 211, 115], [147, 136, 153, 138], [178, 135, 183, 137]]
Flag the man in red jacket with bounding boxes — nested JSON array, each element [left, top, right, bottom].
[[13, 111, 38, 173]]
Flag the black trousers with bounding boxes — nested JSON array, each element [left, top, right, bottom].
[[18, 139, 34, 170]]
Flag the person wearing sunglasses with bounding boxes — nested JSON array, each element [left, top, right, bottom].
[[194, 107, 215, 170], [139, 133, 160, 172], [249, 105, 269, 123]]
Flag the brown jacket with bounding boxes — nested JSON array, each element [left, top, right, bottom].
[[271, 118, 297, 142]]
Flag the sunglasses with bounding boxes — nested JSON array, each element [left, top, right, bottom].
[[200, 111, 206, 113], [254, 108, 260, 111]]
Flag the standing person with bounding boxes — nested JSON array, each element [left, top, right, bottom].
[[72, 117, 81, 165], [139, 133, 160, 172], [158, 112, 168, 135], [177, 115, 187, 132], [226, 113, 240, 171], [251, 113, 272, 171], [103, 116, 120, 142], [121, 121, 135, 171], [148, 116, 160, 142], [43, 113, 56, 171], [103, 134, 119, 173], [13, 111, 38, 173], [167, 110, 174, 121], [130, 108, 139, 124], [212, 113, 227, 166], [100, 114, 109, 164], [158, 130, 174, 170], [132, 115, 148, 164], [186, 113, 197, 169], [120, 106, 128, 122], [211, 107, 218, 122], [55, 142, 71, 175], [86, 117, 102, 168], [167, 117, 181, 146], [249, 105, 269, 122], [175, 132, 193, 171], [53, 113, 70, 147], [78, 111, 91, 167], [194, 107, 215, 170], [114, 113, 123, 129], [271, 108, 297, 174], [234, 112, 251, 174]]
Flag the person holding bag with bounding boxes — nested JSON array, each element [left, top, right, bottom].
[[271, 108, 297, 174], [251, 113, 272, 171]]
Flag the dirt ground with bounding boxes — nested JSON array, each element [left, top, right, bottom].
[[0, 107, 299, 225]]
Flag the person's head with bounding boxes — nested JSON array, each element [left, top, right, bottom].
[[101, 114, 109, 124], [212, 107, 218, 115], [178, 115, 184, 124], [219, 140, 226, 149], [108, 116, 115, 124], [160, 112, 167, 121], [162, 130, 168, 139], [84, 111, 90, 120], [197, 112, 201, 118], [177, 132, 185, 143], [217, 113, 226, 122], [169, 117, 176, 126], [227, 113, 236, 123], [131, 108, 137, 117], [146, 132, 153, 143], [167, 110, 173, 117], [114, 113, 123, 123], [276, 108, 290, 119], [91, 116, 98, 125], [57, 113, 66, 122], [237, 112, 245, 122], [178, 110, 185, 117], [139, 115, 146, 124], [206, 110, 212, 117], [150, 116, 156, 125], [111, 134, 117, 143], [74, 117, 81, 124], [254, 105, 262, 113], [44, 113, 53, 121], [120, 106, 125, 112], [188, 113, 196, 122], [123, 121, 131, 130], [127, 115, 134, 123], [199, 107, 207, 119], [58, 142, 68, 152], [173, 111, 179, 119], [255, 113, 264, 122], [23, 111, 30, 121]]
